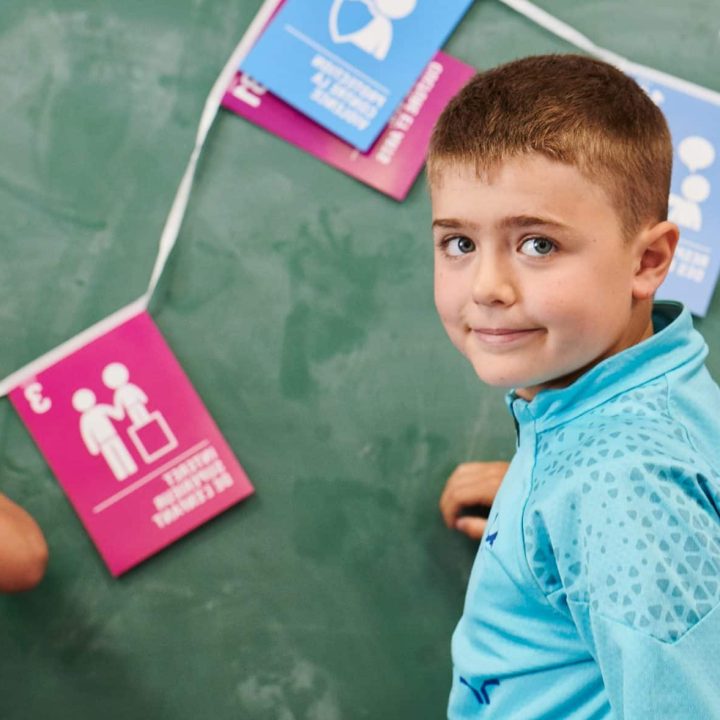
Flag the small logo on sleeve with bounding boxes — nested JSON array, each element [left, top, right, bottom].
[[460, 677, 501, 706], [484, 512, 499, 548]]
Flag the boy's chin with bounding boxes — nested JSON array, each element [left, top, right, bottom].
[[479, 368, 592, 400], [468, 362, 559, 397], [468, 364, 523, 391]]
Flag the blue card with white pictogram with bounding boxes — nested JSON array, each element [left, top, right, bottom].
[[240, 0, 474, 152], [626, 64, 720, 316]]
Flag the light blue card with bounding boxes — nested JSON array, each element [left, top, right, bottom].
[[628, 64, 720, 316], [240, 0, 474, 151]]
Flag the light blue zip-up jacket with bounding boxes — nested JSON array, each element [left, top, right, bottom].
[[449, 302, 720, 719]]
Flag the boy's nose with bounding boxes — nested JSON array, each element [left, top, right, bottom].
[[471, 256, 518, 307]]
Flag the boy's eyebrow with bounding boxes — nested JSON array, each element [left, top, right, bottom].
[[499, 215, 570, 231], [432, 215, 571, 231], [432, 218, 472, 230]]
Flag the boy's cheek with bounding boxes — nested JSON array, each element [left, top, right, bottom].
[[433, 271, 459, 314], [433, 275, 470, 351], [435, 308, 468, 354], [432, 283, 447, 320]]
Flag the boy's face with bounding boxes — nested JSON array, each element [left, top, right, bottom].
[[431, 154, 651, 399]]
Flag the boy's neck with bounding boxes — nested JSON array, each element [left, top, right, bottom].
[[516, 299, 655, 401]]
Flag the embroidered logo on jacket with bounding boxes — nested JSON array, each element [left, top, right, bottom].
[[460, 677, 501, 706], [484, 512, 499, 548]]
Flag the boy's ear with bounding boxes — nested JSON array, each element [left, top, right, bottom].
[[632, 221, 680, 300]]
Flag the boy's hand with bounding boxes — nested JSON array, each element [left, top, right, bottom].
[[440, 462, 509, 540], [0, 493, 48, 592]]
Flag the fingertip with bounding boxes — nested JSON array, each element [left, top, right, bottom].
[[455, 517, 486, 540]]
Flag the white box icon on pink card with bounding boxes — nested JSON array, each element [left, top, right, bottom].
[[10, 311, 255, 576]]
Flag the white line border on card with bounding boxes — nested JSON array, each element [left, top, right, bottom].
[[92, 439, 211, 515]]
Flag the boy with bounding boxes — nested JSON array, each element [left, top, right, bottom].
[[428, 54, 720, 718], [0, 492, 48, 592]]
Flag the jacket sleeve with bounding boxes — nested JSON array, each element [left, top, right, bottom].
[[526, 449, 720, 719], [585, 604, 720, 718]]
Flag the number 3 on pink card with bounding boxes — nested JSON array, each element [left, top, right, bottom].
[[24, 382, 52, 414]]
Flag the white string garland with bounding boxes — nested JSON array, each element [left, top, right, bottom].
[[1, 0, 718, 397], [498, 0, 720, 105], [0, 0, 283, 397]]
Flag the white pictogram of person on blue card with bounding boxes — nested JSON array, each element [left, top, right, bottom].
[[328, 0, 416, 61], [241, 0, 474, 151]]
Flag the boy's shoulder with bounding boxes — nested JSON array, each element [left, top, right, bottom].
[[534, 375, 705, 487], [524, 378, 720, 644]]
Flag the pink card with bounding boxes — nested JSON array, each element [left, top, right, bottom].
[[222, 51, 475, 201], [9, 311, 254, 576]]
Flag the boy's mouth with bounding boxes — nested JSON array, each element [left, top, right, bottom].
[[471, 327, 542, 346]]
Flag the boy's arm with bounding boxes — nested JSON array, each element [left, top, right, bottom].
[[0, 493, 48, 592], [439, 462, 508, 539], [587, 606, 720, 717], [531, 450, 720, 718]]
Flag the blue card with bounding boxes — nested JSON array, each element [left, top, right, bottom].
[[240, 0, 474, 151], [626, 64, 720, 316]]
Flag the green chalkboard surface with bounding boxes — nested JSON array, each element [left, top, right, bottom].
[[1, 1, 719, 718]]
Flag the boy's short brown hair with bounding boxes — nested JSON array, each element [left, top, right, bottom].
[[427, 54, 673, 239]]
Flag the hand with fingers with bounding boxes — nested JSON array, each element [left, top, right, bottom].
[[439, 461, 509, 540]]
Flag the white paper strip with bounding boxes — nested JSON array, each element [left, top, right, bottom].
[[143, 0, 284, 302], [0, 0, 282, 397], [497, 0, 720, 106]]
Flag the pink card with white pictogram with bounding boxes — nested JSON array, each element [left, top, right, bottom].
[[9, 311, 254, 576]]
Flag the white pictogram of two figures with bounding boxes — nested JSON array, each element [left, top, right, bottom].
[[72, 363, 177, 481]]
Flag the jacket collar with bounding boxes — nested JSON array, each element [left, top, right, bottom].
[[505, 302, 707, 432]]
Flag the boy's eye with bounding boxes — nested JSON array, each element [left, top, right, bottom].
[[443, 236, 476, 256], [520, 236, 556, 257]]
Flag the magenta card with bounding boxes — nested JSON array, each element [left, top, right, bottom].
[[9, 311, 254, 576], [222, 51, 475, 201]]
